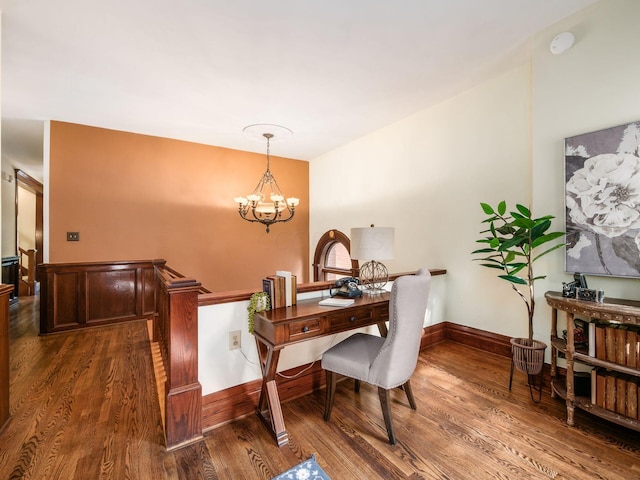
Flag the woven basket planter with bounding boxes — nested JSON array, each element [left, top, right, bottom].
[[510, 337, 547, 375]]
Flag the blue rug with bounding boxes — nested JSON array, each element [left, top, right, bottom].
[[272, 454, 331, 480]]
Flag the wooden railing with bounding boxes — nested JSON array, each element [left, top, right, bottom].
[[154, 263, 203, 449], [38, 259, 161, 334], [18, 247, 37, 296]]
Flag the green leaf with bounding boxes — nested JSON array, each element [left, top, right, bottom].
[[490, 238, 500, 248], [497, 201, 506, 216], [504, 251, 516, 263], [532, 243, 565, 262], [498, 274, 527, 285], [498, 236, 527, 251], [531, 231, 565, 249], [513, 217, 535, 229], [480, 203, 494, 215], [471, 248, 497, 254], [508, 264, 527, 276], [531, 219, 551, 238], [516, 204, 530, 217], [479, 263, 506, 270]]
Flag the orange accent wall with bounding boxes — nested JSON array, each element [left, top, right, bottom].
[[48, 121, 309, 292]]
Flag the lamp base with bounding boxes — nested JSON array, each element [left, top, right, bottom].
[[359, 260, 389, 294]]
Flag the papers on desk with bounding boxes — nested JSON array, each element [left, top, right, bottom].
[[318, 297, 355, 307]]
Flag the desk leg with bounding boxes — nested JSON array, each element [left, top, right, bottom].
[[377, 321, 388, 337], [255, 338, 289, 447]]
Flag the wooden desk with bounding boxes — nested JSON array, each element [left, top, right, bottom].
[[253, 292, 390, 446]]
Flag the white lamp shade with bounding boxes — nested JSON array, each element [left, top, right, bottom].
[[350, 227, 394, 260]]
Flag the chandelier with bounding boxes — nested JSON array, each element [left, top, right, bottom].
[[234, 130, 299, 233]]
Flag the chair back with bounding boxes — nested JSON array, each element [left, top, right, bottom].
[[368, 269, 431, 388]]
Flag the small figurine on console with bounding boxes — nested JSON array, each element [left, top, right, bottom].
[[562, 272, 587, 298]]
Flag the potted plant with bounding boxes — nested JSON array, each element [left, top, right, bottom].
[[472, 201, 565, 401]]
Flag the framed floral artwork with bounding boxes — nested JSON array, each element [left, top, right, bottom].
[[565, 120, 640, 277]]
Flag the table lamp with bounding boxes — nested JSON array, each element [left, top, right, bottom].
[[350, 226, 394, 294]]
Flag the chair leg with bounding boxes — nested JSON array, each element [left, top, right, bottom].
[[324, 370, 336, 421], [354, 379, 360, 393], [378, 387, 396, 445], [402, 380, 417, 410]]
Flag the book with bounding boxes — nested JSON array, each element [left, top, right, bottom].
[[291, 275, 297, 306], [627, 327, 638, 368], [595, 368, 606, 408], [318, 298, 355, 307], [276, 270, 294, 307], [605, 372, 617, 412], [627, 377, 638, 420], [267, 275, 286, 309], [262, 278, 275, 310], [588, 322, 596, 357], [605, 325, 617, 363], [616, 326, 627, 366], [595, 323, 606, 360], [616, 373, 627, 415]]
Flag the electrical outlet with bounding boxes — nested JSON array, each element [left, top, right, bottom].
[[229, 330, 241, 350], [67, 231, 80, 241]]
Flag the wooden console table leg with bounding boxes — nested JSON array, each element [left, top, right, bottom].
[[565, 312, 575, 426], [550, 307, 558, 398], [254, 337, 289, 446]]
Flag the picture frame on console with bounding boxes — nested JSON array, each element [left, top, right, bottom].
[[565, 120, 640, 278]]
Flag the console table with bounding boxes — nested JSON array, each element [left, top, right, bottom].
[[545, 291, 640, 432], [252, 292, 390, 446]]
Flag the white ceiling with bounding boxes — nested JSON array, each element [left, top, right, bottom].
[[1, 0, 597, 180]]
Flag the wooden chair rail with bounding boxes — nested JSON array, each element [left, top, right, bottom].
[[197, 268, 447, 306]]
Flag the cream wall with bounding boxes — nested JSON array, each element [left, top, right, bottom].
[[531, 0, 640, 335], [17, 186, 36, 250], [311, 0, 640, 345], [311, 63, 533, 338]]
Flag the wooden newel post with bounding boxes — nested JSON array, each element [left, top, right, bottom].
[[155, 267, 203, 449]]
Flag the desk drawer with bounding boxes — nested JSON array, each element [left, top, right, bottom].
[[375, 303, 389, 321], [330, 308, 374, 332], [288, 317, 324, 342]]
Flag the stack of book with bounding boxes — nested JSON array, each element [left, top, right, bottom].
[[262, 270, 297, 309], [590, 322, 640, 366], [586, 322, 640, 418], [591, 368, 638, 419]]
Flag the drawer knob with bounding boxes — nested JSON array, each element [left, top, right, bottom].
[[349, 316, 356, 322], [302, 326, 309, 333]]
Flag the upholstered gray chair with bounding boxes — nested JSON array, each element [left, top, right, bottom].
[[322, 268, 431, 445]]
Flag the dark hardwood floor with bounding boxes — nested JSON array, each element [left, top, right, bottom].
[[1, 296, 639, 479]]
